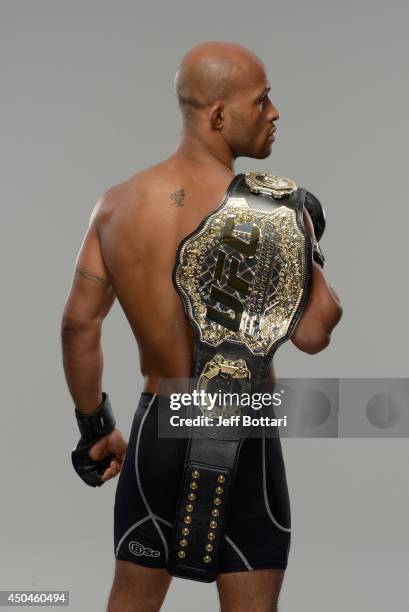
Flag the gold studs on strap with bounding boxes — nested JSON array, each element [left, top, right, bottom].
[[178, 470, 229, 565]]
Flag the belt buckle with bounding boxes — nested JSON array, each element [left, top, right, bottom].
[[196, 354, 251, 419]]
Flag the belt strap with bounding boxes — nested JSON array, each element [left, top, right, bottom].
[[166, 432, 243, 582], [167, 172, 311, 581], [166, 383, 257, 582]]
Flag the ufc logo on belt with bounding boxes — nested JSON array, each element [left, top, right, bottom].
[[206, 216, 260, 331]]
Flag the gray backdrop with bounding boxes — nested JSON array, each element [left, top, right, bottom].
[[1, 1, 408, 610]]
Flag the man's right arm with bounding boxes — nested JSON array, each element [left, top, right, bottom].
[[291, 208, 343, 354]]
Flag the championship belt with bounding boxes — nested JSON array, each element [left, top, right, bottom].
[[166, 172, 313, 582]]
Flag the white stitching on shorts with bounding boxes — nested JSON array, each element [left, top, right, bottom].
[[134, 394, 169, 560], [224, 534, 253, 570], [262, 427, 291, 533], [115, 515, 150, 557], [154, 514, 173, 528]]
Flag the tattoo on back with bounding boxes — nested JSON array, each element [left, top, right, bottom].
[[76, 267, 111, 287], [169, 188, 185, 207]]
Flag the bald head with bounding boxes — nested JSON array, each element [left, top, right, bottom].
[[174, 41, 264, 118]]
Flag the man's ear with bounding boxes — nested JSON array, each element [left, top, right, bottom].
[[209, 102, 224, 130]]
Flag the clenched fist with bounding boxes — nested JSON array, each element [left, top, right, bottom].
[[88, 428, 128, 482]]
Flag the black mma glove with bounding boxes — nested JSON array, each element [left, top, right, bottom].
[[304, 190, 326, 267], [71, 392, 116, 487]]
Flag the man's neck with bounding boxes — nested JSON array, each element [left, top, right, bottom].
[[174, 132, 235, 173]]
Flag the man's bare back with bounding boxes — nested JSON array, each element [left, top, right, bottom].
[[96, 158, 276, 392]]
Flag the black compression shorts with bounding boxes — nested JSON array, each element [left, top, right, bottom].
[[113, 392, 291, 574]]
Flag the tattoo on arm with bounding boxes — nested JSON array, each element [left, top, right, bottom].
[[169, 188, 185, 207], [76, 267, 111, 287]]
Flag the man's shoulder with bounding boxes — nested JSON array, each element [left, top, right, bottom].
[[92, 164, 162, 225]]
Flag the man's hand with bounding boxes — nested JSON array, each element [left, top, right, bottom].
[[88, 428, 128, 482]]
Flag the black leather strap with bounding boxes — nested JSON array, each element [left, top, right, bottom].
[[304, 190, 326, 241], [168, 173, 312, 581], [167, 433, 242, 582], [304, 190, 326, 267], [74, 392, 116, 443]]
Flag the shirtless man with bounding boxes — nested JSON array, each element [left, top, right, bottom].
[[61, 41, 342, 612]]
